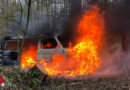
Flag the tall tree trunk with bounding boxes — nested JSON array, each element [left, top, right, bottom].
[[19, 0, 32, 68], [17, 0, 23, 65]]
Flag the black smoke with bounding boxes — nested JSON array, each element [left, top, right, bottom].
[[5, 0, 83, 47], [6, 13, 66, 38], [101, 0, 130, 34]]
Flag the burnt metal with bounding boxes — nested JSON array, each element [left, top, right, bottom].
[[37, 36, 67, 62], [0, 36, 21, 65], [36, 36, 68, 74]]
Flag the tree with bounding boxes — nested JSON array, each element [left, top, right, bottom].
[[19, 0, 32, 66]]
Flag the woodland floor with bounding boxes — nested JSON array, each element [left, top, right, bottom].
[[0, 66, 129, 90]]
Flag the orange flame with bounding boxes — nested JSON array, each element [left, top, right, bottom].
[[39, 5, 104, 77], [21, 5, 104, 77], [21, 45, 37, 69], [56, 44, 60, 49], [41, 43, 52, 48]]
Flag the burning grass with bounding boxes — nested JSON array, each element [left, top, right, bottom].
[[0, 66, 129, 90]]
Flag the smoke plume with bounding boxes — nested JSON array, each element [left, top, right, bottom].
[[94, 36, 130, 77]]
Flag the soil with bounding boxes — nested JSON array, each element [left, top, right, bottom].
[[0, 66, 129, 90]]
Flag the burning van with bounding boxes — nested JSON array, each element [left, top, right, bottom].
[[20, 36, 68, 74], [1, 1, 129, 78], [1, 5, 107, 77], [20, 5, 105, 77], [0, 36, 66, 64]]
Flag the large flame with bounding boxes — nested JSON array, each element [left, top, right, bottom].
[[21, 5, 104, 77], [39, 5, 104, 77]]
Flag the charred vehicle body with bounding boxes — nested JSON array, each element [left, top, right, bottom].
[[0, 36, 21, 65], [0, 36, 67, 68]]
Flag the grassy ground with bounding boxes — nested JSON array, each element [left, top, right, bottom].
[[0, 65, 129, 90]]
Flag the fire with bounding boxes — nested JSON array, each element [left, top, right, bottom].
[[41, 43, 52, 48], [21, 45, 37, 69], [39, 5, 104, 77], [21, 5, 104, 77], [56, 44, 60, 49]]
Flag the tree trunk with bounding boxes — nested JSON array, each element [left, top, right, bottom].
[[19, 0, 32, 68]]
